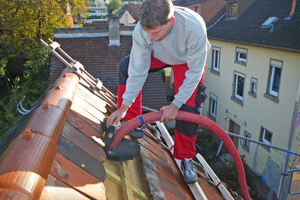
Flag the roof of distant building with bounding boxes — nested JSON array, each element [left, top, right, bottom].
[[207, 0, 300, 52], [117, 4, 141, 21]]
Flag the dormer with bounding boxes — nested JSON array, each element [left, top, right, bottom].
[[226, 0, 255, 20]]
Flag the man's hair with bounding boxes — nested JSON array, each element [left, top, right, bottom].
[[139, 0, 174, 29]]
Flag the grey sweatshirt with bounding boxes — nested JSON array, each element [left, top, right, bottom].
[[122, 6, 211, 108]]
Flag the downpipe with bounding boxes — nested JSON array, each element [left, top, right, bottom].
[[109, 110, 251, 200]]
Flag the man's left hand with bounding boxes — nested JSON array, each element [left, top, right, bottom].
[[160, 103, 179, 122]]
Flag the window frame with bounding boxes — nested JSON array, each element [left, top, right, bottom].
[[212, 47, 220, 72], [264, 59, 283, 102], [208, 93, 217, 121], [233, 72, 245, 101], [242, 131, 251, 152], [248, 77, 258, 98], [210, 96, 217, 117], [235, 47, 248, 65], [228, 2, 238, 18], [260, 126, 273, 151], [268, 64, 281, 97]]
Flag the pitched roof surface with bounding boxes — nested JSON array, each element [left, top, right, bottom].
[[207, 0, 300, 52], [0, 62, 226, 199], [200, 0, 227, 27]]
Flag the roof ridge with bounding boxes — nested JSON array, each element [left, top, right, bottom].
[[0, 69, 79, 199]]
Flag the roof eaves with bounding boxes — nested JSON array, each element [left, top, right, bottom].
[[208, 36, 300, 54]]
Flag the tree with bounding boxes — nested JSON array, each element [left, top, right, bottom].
[[0, 0, 88, 54], [0, 46, 51, 138], [0, 1, 87, 136], [107, 0, 122, 14]]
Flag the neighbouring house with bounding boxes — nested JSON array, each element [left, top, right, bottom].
[[203, 0, 300, 199], [85, 7, 108, 22], [116, 4, 141, 26]]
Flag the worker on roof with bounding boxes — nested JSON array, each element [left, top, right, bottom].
[[107, 0, 210, 183]]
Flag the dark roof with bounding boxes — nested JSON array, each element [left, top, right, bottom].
[[50, 28, 168, 111], [207, 0, 300, 52], [177, 0, 200, 6]]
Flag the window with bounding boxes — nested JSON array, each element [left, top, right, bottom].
[[249, 77, 258, 98], [210, 97, 217, 117], [233, 72, 245, 102], [260, 127, 272, 148], [264, 60, 282, 102], [208, 94, 217, 120], [242, 131, 251, 152], [268, 64, 281, 97], [212, 47, 220, 72], [228, 2, 238, 18], [195, 6, 199, 14], [235, 48, 247, 65]]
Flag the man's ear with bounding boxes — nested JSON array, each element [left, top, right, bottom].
[[169, 16, 175, 25]]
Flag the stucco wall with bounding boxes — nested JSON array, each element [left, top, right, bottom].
[[203, 39, 300, 198]]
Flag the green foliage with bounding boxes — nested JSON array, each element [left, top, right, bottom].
[[0, 0, 87, 54], [196, 129, 219, 156], [85, 0, 95, 7], [218, 155, 259, 199], [107, 0, 122, 14], [161, 69, 166, 82], [0, 46, 51, 138]]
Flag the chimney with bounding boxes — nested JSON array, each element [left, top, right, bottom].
[[67, 3, 74, 28], [108, 15, 120, 46]]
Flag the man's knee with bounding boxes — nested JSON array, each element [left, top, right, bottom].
[[175, 104, 199, 138], [118, 56, 130, 85]]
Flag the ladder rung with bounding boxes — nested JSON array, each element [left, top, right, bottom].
[[95, 79, 103, 91], [49, 41, 60, 50], [72, 61, 84, 73]]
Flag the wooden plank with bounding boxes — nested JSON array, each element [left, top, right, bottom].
[[105, 168, 149, 200], [42, 174, 90, 200], [70, 101, 101, 132], [50, 153, 106, 200], [76, 84, 107, 113], [67, 110, 104, 144], [120, 161, 134, 200], [62, 122, 106, 162], [57, 135, 106, 182], [73, 93, 105, 122]]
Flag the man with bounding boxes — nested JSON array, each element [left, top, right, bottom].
[[107, 0, 210, 183]]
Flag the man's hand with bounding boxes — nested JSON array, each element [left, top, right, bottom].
[[106, 104, 129, 127], [160, 103, 179, 122]]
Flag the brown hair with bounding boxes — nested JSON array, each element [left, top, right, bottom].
[[139, 0, 174, 29]]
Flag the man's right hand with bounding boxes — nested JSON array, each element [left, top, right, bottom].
[[106, 104, 129, 127]]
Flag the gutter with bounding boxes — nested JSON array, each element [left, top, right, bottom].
[[208, 37, 300, 54]]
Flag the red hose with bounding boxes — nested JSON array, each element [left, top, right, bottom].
[[109, 110, 251, 200]]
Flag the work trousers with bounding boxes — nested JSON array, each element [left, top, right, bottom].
[[117, 55, 206, 160]]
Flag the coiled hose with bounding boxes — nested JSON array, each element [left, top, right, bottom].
[[109, 110, 251, 200]]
